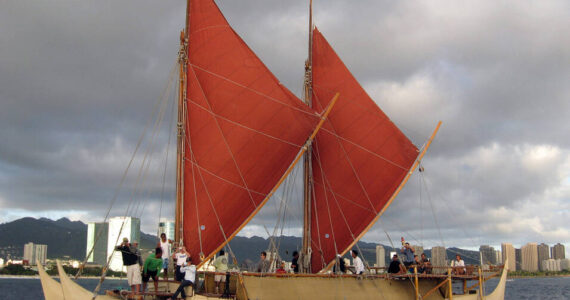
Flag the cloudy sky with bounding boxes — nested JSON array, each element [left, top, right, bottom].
[[1, 0, 568, 257]]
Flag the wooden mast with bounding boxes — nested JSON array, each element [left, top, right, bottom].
[[301, 0, 314, 273], [175, 0, 190, 245]]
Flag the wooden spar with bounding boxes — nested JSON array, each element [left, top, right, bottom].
[[320, 121, 442, 272], [301, 0, 314, 273], [195, 93, 340, 269], [175, 29, 187, 244], [413, 265, 419, 300], [448, 267, 453, 300]]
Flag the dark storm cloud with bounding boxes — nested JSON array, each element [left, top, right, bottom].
[[1, 0, 568, 249]]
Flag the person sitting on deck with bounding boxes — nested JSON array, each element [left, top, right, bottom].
[[451, 254, 466, 275], [351, 250, 365, 275], [213, 250, 229, 294], [256, 251, 270, 272], [400, 242, 415, 267], [411, 255, 422, 273], [388, 254, 406, 275], [143, 247, 163, 292], [170, 256, 196, 300], [276, 261, 287, 274], [420, 253, 432, 274]]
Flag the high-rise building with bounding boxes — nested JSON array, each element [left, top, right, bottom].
[[501, 243, 516, 271], [541, 259, 561, 272], [537, 243, 549, 271], [551, 243, 565, 260], [158, 219, 175, 241], [560, 259, 570, 271], [107, 217, 140, 272], [86, 222, 109, 265], [495, 250, 502, 264], [521, 243, 538, 272], [23, 242, 47, 265], [412, 245, 424, 258], [375, 245, 385, 268], [431, 246, 447, 274], [515, 248, 522, 271], [480, 245, 497, 265]]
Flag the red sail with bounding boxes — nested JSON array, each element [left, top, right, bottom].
[[309, 28, 419, 272], [183, 0, 318, 265]]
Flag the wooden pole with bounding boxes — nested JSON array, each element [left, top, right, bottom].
[[414, 265, 419, 300], [174, 30, 186, 244], [448, 267, 453, 300], [478, 266, 484, 300], [301, 0, 314, 273]]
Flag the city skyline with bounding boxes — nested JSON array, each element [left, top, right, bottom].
[[0, 0, 568, 256]]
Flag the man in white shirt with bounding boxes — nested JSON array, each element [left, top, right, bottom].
[[157, 233, 172, 280], [451, 254, 466, 275], [170, 257, 196, 300], [351, 250, 365, 275]]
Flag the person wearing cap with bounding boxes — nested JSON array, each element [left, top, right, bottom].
[[351, 250, 365, 275], [115, 237, 141, 293], [170, 256, 196, 300]]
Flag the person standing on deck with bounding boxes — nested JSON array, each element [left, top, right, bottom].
[[291, 251, 299, 273], [256, 251, 270, 272], [351, 250, 365, 275], [401, 242, 415, 267], [158, 233, 172, 280], [115, 237, 141, 293], [142, 247, 163, 292], [213, 250, 229, 294], [173, 246, 188, 281], [170, 256, 196, 300]]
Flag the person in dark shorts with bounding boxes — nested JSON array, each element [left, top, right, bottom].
[[143, 247, 163, 292]]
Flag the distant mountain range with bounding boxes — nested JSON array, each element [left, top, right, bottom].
[[0, 217, 480, 266]]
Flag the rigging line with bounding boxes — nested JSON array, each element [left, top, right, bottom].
[[318, 128, 410, 171], [311, 181, 375, 213], [132, 71, 172, 218], [312, 94, 378, 214], [419, 170, 423, 247], [186, 160, 266, 197], [157, 70, 178, 234], [186, 133, 239, 266], [185, 119, 204, 256], [312, 142, 340, 269], [421, 172, 480, 249], [187, 63, 258, 210], [189, 99, 304, 148], [78, 60, 178, 279], [189, 63, 318, 118], [420, 173, 446, 250]]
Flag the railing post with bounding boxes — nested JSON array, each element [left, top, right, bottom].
[[447, 267, 453, 300], [414, 265, 419, 300], [478, 266, 484, 300]]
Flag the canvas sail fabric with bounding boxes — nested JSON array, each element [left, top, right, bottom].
[[184, 0, 319, 265], [38, 261, 64, 300], [309, 28, 419, 272]]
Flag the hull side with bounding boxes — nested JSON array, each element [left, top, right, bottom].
[[242, 276, 446, 300]]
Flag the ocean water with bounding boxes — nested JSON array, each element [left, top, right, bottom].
[[0, 276, 569, 299]]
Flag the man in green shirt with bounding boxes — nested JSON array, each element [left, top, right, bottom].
[[143, 247, 163, 292]]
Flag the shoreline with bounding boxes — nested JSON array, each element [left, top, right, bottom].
[[508, 274, 570, 279]]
